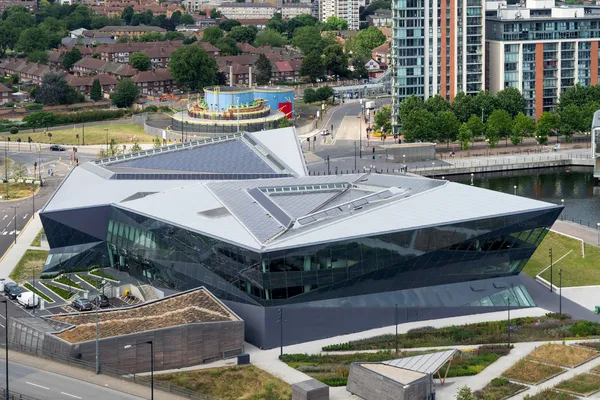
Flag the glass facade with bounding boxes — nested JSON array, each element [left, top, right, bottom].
[[38, 204, 561, 308]]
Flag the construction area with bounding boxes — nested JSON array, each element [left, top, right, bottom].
[[8, 288, 245, 374]]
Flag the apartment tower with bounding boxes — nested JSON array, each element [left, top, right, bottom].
[[319, 0, 360, 30]]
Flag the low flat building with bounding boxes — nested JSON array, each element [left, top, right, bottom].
[[94, 25, 167, 38], [68, 74, 117, 96], [73, 58, 138, 78], [281, 3, 314, 18], [220, 3, 277, 19], [0, 83, 13, 104], [367, 9, 391, 27], [132, 69, 178, 95]]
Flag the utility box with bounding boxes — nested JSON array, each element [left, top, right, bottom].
[[292, 379, 329, 400]]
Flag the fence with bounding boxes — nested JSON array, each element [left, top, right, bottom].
[[558, 214, 600, 230], [9, 341, 218, 400], [0, 388, 40, 400]]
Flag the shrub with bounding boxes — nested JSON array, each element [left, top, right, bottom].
[[407, 326, 437, 335], [570, 321, 600, 337], [3, 102, 14, 108], [25, 103, 43, 112], [144, 105, 158, 112], [9, 127, 17, 134], [491, 377, 510, 387], [547, 312, 571, 320]]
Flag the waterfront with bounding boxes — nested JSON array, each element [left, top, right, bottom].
[[449, 166, 600, 226]]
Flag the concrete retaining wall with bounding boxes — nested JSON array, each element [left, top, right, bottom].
[[346, 363, 429, 400], [414, 158, 594, 176]]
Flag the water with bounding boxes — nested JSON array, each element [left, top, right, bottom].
[[448, 166, 600, 226]]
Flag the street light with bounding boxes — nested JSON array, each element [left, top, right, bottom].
[[549, 248, 553, 292], [597, 223, 600, 246], [124, 341, 154, 400], [104, 129, 108, 155], [470, 173, 474, 186], [353, 141, 357, 171], [559, 269, 563, 315], [506, 295, 511, 347], [1, 299, 8, 400], [394, 304, 398, 355], [9, 207, 16, 245], [513, 185, 517, 196]]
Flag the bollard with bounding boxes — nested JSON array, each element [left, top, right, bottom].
[[40, 299, 45, 310]]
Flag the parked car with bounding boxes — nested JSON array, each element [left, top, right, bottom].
[[50, 145, 66, 151], [0, 278, 6, 292], [91, 294, 110, 308], [4, 282, 22, 299], [17, 292, 39, 308], [72, 298, 93, 311]]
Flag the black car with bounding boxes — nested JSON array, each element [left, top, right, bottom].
[[4, 282, 22, 299], [72, 298, 93, 311], [50, 145, 66, 151], [91, 294, 110, 308]]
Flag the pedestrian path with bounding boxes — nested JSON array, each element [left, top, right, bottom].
[[0, 214, 41, 279], [552, 219, 599, 247]]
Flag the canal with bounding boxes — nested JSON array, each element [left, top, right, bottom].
[[448, 166, 600, 226]]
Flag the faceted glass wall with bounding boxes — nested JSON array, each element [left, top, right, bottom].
[[98, 206, 560, 307]]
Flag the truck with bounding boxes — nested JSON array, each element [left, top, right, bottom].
[[365, 101, 375, 109]]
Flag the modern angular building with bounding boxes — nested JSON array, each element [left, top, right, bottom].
[[486, 0, 600, 118], [40, 128, 562, 348]]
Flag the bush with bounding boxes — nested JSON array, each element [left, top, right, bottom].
[[547, 312, 571, 320], [144, 105, 158, 112], [491, 377, 510, 387], [25, 103, 43, 112], [570, 321, 600, 337], [9, 127, 18, 134], [3, 102, 14, 108], [407, 326, 437, 335]]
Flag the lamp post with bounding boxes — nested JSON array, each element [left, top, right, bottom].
[[95, 298, 99, 374], [597, 223, 600, 246], [507, 295, 511, 347], [1, 299, 8, 400], [124, 341, 154, 400], [394, 304, 398, 355], [104, 129, 108, 155], [354, 141, 357, 171], [9, 207, 16, 245], [559, 269, 563, 315], [470, 173, 474, 186], [82, 120, 85, 146], [277, 308, 285, 357], [513, 185, 517, 195], [31, 265, 35, 316], [549, 248, 553, 292]]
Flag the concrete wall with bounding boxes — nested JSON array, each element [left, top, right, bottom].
[[346, 363, 429, 400], [381, 143, 436, 163]]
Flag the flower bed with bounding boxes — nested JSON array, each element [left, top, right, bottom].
[[501, 359, 564, 385], [555, 373, 600, 396], [53, 275, 84, 291], [23, 283, 54, 303], [77, 274, 102, 289], [41, 282, 75, 300], [89, 269, 118, 282], [473, 378, 527, 400], [526, 389, 578, 399], [527, 344, 598, 368]]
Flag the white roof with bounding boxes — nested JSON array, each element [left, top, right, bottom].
[[383, 350, 457, 374], [247, 128, 308, 177]]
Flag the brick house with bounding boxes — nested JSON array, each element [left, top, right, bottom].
[[0, 83, 13, 104], [0, 60, 68, 85], [72, 58, 138, 78], [132, 69, 178, 95], [67, 74, 117, 96], [371, 42, 391, 65]]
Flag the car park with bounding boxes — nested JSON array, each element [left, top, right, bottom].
[[91, 294, 110, 308], [17, 292, 39, 308], [50, 145, 66, 151], [4, 282, 22, 299], [72, 298, 93, 311]]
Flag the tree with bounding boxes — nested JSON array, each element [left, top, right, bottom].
[[6, 8, 35, 29], [558, 104, 582, 140], [323, 44, 348, 77], [291, 26, 322, 55], [130, 142, 142, 153], [496, 87, 525, 118], [473, 91, 497, 122], [350, 56, 368, 79], [451, 92, 476, 122], [374, 106, 392, 134], [398, 95, 425, 125], [303, 88, 318, 103], [165, 31, 185, 41], [348, 26, 386, 58], [37, 72, 70, 106], [466, 114, 485, 138], [210, 8, 221, 19], [287, 14, 318, 33], [17, 28, 49, 55], [138, 32, 163, 42], [181, 13, 195, 25], [316, 86, 334, 102], [219, 19, 241, 32], [23, 111, 57, 129], [322, 16, 348, 31], [169, 45, 218, 90], [277, 117, 292, 128], [255, 53, 272, 85], [130, 52, 151, 71], [403, 108, 435, 142], [12, 163, 26, 180], [110, 79, 139, 108], [228, 25, 258, 43], [122, 6, 134, 24], [266, 14, 285, 33], [28, 51, 48, 64], [458, 123, 473, 150], [171, 10, 182, 25], [153, 136, 162, 148], [8, 74, 19, 85], [558, 83, 591, 111], [536, 112, 560, 145], [215, 36, 239, 55], [485, 109, 513, 148], [425, 95, 451, 115], [202, 26, 223, 45], [0, 21, 20, 56], [90, 78, 102, 101], [62, 47, 82, 70], [435, 111, 461, 145], [512, 112, 535, 143], [254, 29, 287, 47], [300, 51, 325, 83], [456, 385, 476, 400]]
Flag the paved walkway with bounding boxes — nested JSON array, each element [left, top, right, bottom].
[[0, 213, 41, 279], [552, 219, 600, 247]]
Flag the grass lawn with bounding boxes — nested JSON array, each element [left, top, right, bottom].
[[474, 378, 527, 400], [528, 344, 598, 368], [30, 229, 43, 247], [0, 182, 39, 201], [522, 231, 600, 286], [53, 275, 84, 291], [526, 389, 578, 399], [89, 269, 118, 281], [154, 365, 291, 400], [11, 124, 154, 145], [282, 347, 510, 387], [77, 274, 102, 289], [41, 282, 75, 300], [555, 373, 600, 395], [9, 249, 49, 282], [22, 282, 53, 303], [501, 359, 564, 384]]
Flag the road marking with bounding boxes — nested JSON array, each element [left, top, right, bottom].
[[22, 214, 27, 219], [2, 232, 7, 236], [61, 392, 82, 399], [8, 231, 14, 235], [26, 382, 49, 390], [16, 231, 20, 235], [2, 215, 6, 221]]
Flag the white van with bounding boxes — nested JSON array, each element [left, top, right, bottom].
[[17, 292, 40, 308]]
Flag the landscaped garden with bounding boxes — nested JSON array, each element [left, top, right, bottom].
[[527, 343, 598, 368], [41, 282, 75, 300], [0, 182, 39, 201], [501, 359, 564, 384], [525, 388, 578, 399], [23, 282, 54, 303], [522, 231, 600, 286], [154, 365, 292, 400], [474, 378, 527, 400], [30, 229, 43, 247], [9, 249, 49, 282], [321, 314, 600, 351], [77, 274, 102, 289], [281, 346, 511, 387], [554, 373, 600, 396], [90, 269, 118, 282], [12, 124, 153, 146], [53, 275, 84, 291]]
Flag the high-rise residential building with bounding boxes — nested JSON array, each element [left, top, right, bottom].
[[318, 0, 360, 30], [391, 0, 485, 133], [486, 0, 600, 119]]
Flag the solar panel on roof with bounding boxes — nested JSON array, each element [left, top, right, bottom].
[[351, 199, 368, 207], [377, 190, 393, 199], [247, 187, 293, 228], [298, 216, 315, 225]]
